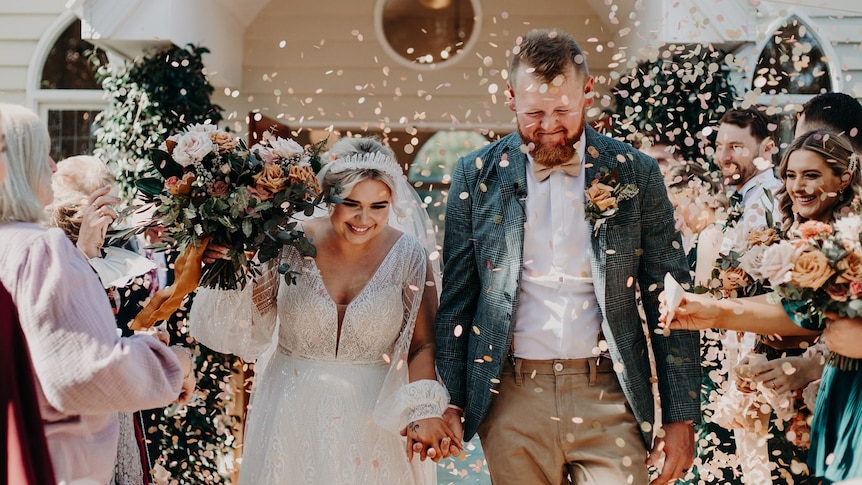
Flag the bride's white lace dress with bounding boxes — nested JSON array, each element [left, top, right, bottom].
[[190, 233, 436, 485]]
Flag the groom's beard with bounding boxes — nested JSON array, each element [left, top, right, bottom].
[[518, 125, 580, 167]]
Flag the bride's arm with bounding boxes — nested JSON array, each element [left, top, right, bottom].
[[400, 258, 462, 461], [188, 252, 280, 361]]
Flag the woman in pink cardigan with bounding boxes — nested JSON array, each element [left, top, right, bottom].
[[0, 103, 193, 485]]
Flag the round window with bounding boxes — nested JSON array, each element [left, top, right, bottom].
[[375, 0, 480, 69]]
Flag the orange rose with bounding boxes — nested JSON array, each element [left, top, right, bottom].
[[747, 227, 780, 247], [210, 131, 238, 153], [586, 182, 617, 213], [252, 162, 288, 200], [836, 249, 862, 284], [288, 165, 321, 199], [169, 172, 196, 196], [792, 249, 835, 289], [797, 220, 833, 239]]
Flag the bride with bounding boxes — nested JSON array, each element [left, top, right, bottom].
[[189, 137, 460, 484]]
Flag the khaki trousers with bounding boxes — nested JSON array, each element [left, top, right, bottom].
[[477, 357, 649, 485]]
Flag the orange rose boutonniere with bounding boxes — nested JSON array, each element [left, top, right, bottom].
[[585, 167, 638, 234]]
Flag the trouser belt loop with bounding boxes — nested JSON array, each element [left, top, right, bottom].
[[588, 358, 598, 386], [514, 357, 524, 386]]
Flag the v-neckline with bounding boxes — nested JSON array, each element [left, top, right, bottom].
[[308, 233, 406, 354]]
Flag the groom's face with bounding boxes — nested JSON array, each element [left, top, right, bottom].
[[510, 65, 594, 167]]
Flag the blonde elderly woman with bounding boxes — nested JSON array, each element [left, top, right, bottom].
[[190, 136, 460, 485], [0, 103, 193, 485]]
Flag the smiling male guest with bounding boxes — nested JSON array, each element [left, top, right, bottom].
[[435, 28, 701, 485], [714, 106, 782, 228]]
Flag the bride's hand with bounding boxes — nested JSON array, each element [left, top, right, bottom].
[[202, 244, 230, 264], [401, 417, 463, 462]]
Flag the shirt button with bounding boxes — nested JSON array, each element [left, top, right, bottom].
[[553, 362, 564, 372]]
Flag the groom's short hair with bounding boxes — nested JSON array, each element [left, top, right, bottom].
[[510, 29, 589, 88]]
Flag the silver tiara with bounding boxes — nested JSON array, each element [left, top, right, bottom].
[[326, 152, 403, 180], [849, 152, 859, 174]]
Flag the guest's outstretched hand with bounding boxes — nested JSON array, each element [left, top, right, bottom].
[[658, 291, 720, 331]]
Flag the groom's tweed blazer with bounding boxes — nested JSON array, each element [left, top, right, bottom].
[[435, 127, 701, 446]]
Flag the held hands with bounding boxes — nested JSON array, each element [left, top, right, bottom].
[[658, 290, 720, 331], [400, 412, 464, 462], [741, 353, 824, 395]]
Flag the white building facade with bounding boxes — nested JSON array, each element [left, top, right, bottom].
[[0, 0, 860, 166]]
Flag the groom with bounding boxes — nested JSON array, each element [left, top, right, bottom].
[[435, 29, 701, 484]]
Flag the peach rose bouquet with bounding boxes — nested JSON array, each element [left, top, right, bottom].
[[134, 123, 323, 297], [760, 215, 862, 330]]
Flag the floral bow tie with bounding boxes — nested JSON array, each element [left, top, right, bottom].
[[532, 154, 581, 181]]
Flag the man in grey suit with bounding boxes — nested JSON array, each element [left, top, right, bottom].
[[435, 29, 701, 484]]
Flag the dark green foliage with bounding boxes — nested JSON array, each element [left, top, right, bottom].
[[612, 43, 737, 164], [92, 44, 223, 199]]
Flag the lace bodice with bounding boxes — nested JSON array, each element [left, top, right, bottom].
[[276, 234, 415, 363], [189, 233, 427, 364]]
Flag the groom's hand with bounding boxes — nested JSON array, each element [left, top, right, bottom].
[[647, 421, 694, 484], [442, 407, 464, 449]]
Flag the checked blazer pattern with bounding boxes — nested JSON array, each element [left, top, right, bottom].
[[434, 126, 702, 446]]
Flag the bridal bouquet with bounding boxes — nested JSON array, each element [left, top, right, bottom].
[[759, 216, 862, 327], [130, 124, 322, 329]]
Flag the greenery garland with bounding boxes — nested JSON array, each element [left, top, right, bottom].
[[92, 44, 238, 484], [92, 44, 223, 199]]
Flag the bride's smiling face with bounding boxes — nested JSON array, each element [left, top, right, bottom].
[[331, 178, 392, 244]]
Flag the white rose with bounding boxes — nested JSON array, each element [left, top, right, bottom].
[[759, 240, 802, 284], [158, 134, 180, 152], [834, 214, 862, 249], [269, 137, 306, 160], [738, 244, 767, 282], [172, 132, 215, 167], [720, 224, 750, 255], [185, 123, 217, 133]]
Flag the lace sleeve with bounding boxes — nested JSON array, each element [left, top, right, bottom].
[[188, 259, 279, 361], [373, 237, 450, 434]]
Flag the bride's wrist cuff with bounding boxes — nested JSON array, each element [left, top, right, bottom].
[[400, 379, 450, 426]]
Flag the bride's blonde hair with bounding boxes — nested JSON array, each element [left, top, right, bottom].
[[320, 137, 403, 215]]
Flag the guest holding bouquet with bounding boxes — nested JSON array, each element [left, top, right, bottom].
[[0, 103, 194, 484], [188, 136, 459, 484], [662, 131, 862, 483]]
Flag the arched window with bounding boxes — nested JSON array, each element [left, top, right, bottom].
[[753, 15, 832, 95], [31, 16, 108, 161], [407, 130, 491, 238]]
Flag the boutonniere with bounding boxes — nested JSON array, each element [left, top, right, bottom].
[[585, 167, 639, 235]]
